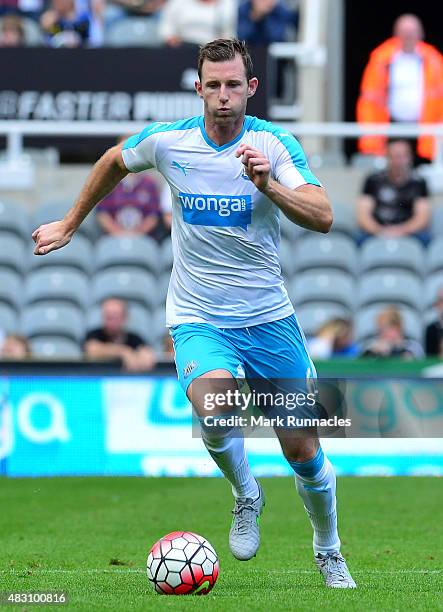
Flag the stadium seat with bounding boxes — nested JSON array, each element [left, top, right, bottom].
[[86, 303, 152, 344], [330, 202, 358, 238], [355, 305, 423, 343], [295, 235, 358, 275], [0, 303, 18, 335], [279, 213, 302, 241], [431, 206, 443, 240], [358, 271, 423, 311], [32, 202, 99, 242], [360, 237, 425, 276], [20, 302, 85, 342], [0, 200, 29, 241], [92, 268, 157, 309], [295, 303, 350, 337], [23, 268, 90, 309], [0, 234, 28, 275], [151, 306, 167, 347], [105, 17, 162, 47], [288, 271, 356, 310], [159, 237, 173, 273], [426, 237, 443, 274], [30, 337, 82, 358], [29, 234, 93, 275], [156, 273, 170, 308], [94, 236, 160, 275], [424, 272, 443, 310], [0, 270, 23, 309], [279, 238, 297, 278]]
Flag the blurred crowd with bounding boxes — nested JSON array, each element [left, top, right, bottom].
[[0, 0, 299, 48], [0, 297, 174, 369], [307, 303, 443, 362], [1, 9, 443, 367]]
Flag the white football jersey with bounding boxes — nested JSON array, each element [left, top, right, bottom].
[[122, 115, 321, 328]]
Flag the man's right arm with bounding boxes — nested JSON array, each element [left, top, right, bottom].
[[33, 143, 128, 255], [357, 194, 383, 235]]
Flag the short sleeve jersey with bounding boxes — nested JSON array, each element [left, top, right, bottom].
[[122, 115, 321, 328], [363, 170, 428, 226]]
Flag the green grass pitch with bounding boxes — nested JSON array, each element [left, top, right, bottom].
[[1, 476, 442, 611]]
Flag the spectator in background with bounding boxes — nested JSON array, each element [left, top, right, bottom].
[[425, 287, 443, 357], [76, 0, 104, 46], [0, 13, 25, 45], [361, 306, 423, 359], [356, 139, 430, 245], [0, 0, 44, 19], [238, 0, 298, 45], [84, 298, 156, 371], [356, 14, 443, 162], [308, 318, 358, 360], [0, 334, 30, 358], [159, 0, 236, 47], [104, 0, 164, 31], [96, 138, 171, 242], [40, 0, 91, 47]]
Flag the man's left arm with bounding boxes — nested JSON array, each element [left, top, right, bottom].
[[236, 143, 332, 233]]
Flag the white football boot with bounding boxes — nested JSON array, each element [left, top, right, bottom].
[[315, 551, 357, 588], [229, 481, 265, 561]]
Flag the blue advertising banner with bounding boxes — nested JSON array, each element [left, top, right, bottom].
[[1, 376, 442, 477]]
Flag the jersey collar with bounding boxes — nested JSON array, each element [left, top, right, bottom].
[[198, 115, 252, 152]]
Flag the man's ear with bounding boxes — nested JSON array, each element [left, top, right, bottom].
[[247, 77, 259, 98], [195, 80, 203, 98]]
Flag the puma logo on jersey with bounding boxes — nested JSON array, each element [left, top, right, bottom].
[[172, 161, 191, 176]]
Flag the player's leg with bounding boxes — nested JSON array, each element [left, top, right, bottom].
[[241, 315, 356, 587], [189, 368, 259, 501], [171, 323, 264, 560], [274, 429, 341, 556], [188, 369, 265, 561], [274, 429, 355, 588]]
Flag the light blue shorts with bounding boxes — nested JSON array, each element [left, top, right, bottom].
[[170, 314, 316, 394]]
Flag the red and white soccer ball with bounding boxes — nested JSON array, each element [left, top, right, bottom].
[[146, 531, 219, 595]]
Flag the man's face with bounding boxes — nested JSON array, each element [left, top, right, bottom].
[[103, 300, 127, 336], [387, 141, 412, 173], [394, 15, 423, 52], [252, 0, 277, 12], [436, 290, 443, 315], [195, 54, 258, 125], [377, 319, 402, 343], [53, 0, 74, 15]]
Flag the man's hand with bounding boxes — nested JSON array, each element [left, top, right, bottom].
[[32, 220, 74, 256], [235, 144, 270, 192]]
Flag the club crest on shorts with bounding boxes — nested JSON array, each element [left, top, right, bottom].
[[183, 360, 198, 378]]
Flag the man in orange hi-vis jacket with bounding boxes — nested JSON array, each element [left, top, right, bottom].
[[356, 14, 443, 161]]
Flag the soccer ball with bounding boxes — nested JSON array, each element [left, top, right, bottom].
[[146, 531, 219, 595]]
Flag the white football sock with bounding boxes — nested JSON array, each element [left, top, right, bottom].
[[201, 428, 259, 500], [289, 448, 341, 555]]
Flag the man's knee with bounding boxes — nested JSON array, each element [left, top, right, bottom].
[[278, 430, 319, 463], [188, 369, 237, 417]]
